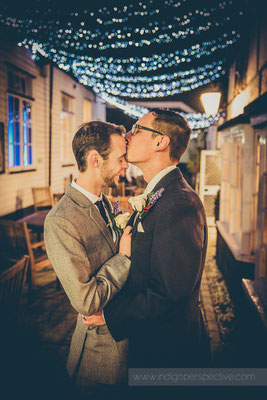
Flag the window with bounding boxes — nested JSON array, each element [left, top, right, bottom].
[[7, 69, 33, 170], [220, 129, 248, 251], [83, 98, 92, 123], [220, 138, 232, 227], [60, 93, 74, 165], [251, 134, 261, 253], [8, 71, 32, 97], [259, 173, 267, 280], [8, 95, 33, 168], [255, 132, 267, 285], [230, 135, 243, 240], [220, 134, 243, 242]]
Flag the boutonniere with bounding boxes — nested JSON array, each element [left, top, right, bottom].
[[109, 200, 130, 234], [128, 188, 165, 217]]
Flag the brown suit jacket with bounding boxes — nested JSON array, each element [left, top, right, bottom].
[[44, 185, 130, 384]]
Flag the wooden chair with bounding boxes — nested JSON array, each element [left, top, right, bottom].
[[0, 220, 51, 294], [133, 187, 146, 196], [108, 181, 126, 197], [63, 174, 73, 192], [32, 186, 54, 211], [53, 192, 64, 205], [0, 255, 29, 316]]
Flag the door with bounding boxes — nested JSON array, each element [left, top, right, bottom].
[[199, 150, 222, 226]]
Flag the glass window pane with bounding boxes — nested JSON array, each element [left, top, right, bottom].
[[8, 144, 14, 168], [14, 75, 20, 91], [14, 97, 19, 120], [28, 126, 32, 144], [27, 102, 31, 121], [22, 101, 27, 146], [8, 96, 15, 167], [21, 78, 26, 94], [22, 101, 27, 121], [8, 72, 13, 90], [15, 122, 20, 144], [8, 96, 14, 143], [8, 120, 14, 144], [23, 144, 28, 166], [15, 144, 20, 166], [28, 146, 32, 165], [8, 95, 13, 120]]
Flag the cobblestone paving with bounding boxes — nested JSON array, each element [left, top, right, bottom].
[[20, 267, 77, 365], [3, 227, 267, 399]]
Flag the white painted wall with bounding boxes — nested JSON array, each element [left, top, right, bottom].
[[0, 39, 106, 216]]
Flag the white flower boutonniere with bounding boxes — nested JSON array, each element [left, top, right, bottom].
[[114, 212, 131, 230], [110, 200, 131, 234], [128, 193, 147, 212], [128, 188, 165, 217]]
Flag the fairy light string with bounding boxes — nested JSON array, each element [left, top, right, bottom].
[[0, 0, 244, 128]]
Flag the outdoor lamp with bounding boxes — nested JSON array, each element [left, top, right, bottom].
[[201, 92, 221, 116]]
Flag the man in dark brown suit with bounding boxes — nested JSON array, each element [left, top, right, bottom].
[[83, 110, 210, 368]]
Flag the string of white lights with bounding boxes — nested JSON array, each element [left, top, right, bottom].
[[99, 92, 219, 130], [0, 0, 243, 125]]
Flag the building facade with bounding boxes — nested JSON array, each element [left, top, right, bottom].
[[0, 36, 106, 218], [216, 2, 267, 326]]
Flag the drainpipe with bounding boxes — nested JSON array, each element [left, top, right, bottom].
[[48, 62, 53, 186]]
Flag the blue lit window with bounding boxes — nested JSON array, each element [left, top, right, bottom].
[[8, 95, 33, 168]]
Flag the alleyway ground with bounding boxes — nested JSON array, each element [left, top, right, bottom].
[[1, 227, 267, 399]]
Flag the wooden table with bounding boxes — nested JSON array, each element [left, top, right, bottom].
[[17, 210, 50, 233]]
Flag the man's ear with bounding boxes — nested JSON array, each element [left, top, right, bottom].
[[155, 135, 170, 151], [87, 150, 103, 168]]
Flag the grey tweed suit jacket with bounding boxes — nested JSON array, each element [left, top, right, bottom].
[[44, 185, 131, 384]]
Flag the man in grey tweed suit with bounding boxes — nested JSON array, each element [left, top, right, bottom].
[[44, 121, 132, 390]]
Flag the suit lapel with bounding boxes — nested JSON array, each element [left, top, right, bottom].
[[132, 214, 142, 240], [131, 168, 183, 239], [65, 185, 117, 252], [90, 205, 117, 254]]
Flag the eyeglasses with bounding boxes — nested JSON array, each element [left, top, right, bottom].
[[131, 124, 164, 137]]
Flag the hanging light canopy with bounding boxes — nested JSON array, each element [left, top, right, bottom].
[[0, 0, 245, 99], [0, 0, 245, 128], [200, 92, 221, 116]]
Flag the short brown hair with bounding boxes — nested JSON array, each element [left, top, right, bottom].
[[150, 109, 191, 162], [72, 121, 126, 172]]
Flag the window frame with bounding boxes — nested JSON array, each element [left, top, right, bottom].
[[220, 133, 243, 243], [7, 93, 34, 173], [255, 130, 267, 285], [83, 98, 92, 123], [60, 92, 75, 167]]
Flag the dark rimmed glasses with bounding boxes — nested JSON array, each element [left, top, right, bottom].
[[131, 124, 164, 137]]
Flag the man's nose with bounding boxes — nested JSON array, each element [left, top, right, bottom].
[[125, 130, 131, 142], [122, 159, 129, 170]]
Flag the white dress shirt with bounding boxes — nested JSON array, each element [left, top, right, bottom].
[[144, 165, 177, 195]]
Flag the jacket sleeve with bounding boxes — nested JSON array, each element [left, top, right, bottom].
[[44, 215, 131, 316], [104, 199, 206, 340]]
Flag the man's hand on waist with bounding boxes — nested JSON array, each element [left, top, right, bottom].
[[81, 310, 105, 326]]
